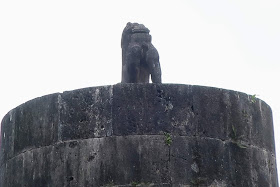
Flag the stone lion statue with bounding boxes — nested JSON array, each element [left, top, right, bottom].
[[121, 22, 162, 83]]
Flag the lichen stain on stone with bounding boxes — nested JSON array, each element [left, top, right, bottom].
[[191, 162, 199, 173], [9, 111, 13, 121], [208, 180, 227, 187], [165, 102, 173, 112], [94, 88, 100, 102]]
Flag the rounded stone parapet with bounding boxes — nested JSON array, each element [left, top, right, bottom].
[[0, 84, 278, 186]]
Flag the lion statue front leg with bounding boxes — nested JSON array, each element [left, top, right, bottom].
[[123, 45, 142, 83]]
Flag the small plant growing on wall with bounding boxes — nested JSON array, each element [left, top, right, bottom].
[[231, 125, 247, 149], [164, 132, 172, 146], [250, 94, 258, 103]]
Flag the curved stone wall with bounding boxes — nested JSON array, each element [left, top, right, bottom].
[[0, 84, 278, 186]]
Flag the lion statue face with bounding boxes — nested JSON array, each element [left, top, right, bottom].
[[121, 22, 151, 49]]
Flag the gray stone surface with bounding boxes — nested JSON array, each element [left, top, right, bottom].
[[0, 84, 278, 186]]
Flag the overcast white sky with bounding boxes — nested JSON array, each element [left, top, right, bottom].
[[1, 0, 280, 180]]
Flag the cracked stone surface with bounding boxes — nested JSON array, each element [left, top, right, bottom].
[[0, 84, 278, 186]]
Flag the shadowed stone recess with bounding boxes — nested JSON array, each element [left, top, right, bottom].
[[0, 84, 278, 187]]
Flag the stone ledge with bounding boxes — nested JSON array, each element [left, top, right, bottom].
[[2, 134, 276, 167], [0, 135, 277, 186]]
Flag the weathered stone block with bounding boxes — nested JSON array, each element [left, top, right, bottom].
[[0, 93, 59, 165], [112, 84, 196, 136], [59, 86, 113, 141], [13, 93, 60, 154]]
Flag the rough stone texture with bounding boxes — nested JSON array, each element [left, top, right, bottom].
[[0, 84, 278, 187]]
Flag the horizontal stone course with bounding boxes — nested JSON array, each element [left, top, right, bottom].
[[0, 135, 277, 187]]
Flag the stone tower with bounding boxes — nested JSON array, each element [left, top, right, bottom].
[[0, 84, 278, 186]]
